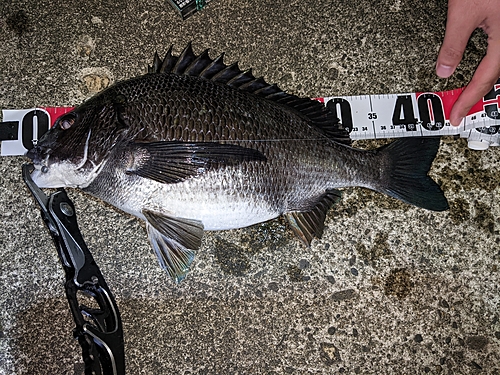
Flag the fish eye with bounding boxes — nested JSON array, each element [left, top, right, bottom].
[[59, 114, 76, 130]]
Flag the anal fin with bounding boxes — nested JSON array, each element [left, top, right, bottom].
[[284, 189, 341, 247], [144, 209, 204, 283]]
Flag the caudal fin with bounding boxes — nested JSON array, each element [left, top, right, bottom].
[[376, 137, 449, 211]]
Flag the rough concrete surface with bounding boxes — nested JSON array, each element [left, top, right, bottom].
[[1, 0, 499, 374]]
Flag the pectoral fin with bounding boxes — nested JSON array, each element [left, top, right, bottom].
[[127, 141, 266, 184], [143, 209, 204, 283], [284, 189, 342, 247]]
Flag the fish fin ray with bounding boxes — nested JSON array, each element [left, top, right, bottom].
[[127, 141, 267, 184], [284, 189, 342, 247], [144, 210, 204, 283], [376, 137, 449, 211], [148, 44, 351, 145], [226, 69, 256, 88], [172, 42, 197, 74], [199, 53, 226, 79], [148, 45, 177, 73], [211, 62, 243, 84], [148, 52, 162, 74], [184, 49, 212, 76]]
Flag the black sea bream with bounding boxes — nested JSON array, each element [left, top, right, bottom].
[[27, 44, 449, 282]]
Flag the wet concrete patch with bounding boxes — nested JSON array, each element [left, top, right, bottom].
[[213, 238, 251, 276], [384, 268, 414, 299], [6, 10, 30, 37]]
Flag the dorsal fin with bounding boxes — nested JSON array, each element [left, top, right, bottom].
[[148, 44, 351, 145]]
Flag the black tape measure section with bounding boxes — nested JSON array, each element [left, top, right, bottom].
[[0, 121, 19, 141]]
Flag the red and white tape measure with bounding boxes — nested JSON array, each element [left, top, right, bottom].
[[1, 82, 499, 156], [316, 82, 500, 150], [1, 107, 74, 156]]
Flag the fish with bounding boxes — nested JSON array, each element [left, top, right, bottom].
[[27, 43, 449, 282]]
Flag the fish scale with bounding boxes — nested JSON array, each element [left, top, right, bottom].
[[27, 44, 448, 282]]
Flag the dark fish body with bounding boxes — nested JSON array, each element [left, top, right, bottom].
[[28, 44, 449, 282]]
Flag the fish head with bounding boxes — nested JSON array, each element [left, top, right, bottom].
[[26, 96, 127, 188]]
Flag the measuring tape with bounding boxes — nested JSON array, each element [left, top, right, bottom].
[[1, 81, 500, 156], [1, 107, 74, 156], [316, 80, 500, 150]]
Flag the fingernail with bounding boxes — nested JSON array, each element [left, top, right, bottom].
[[436, 63, 454, 78]]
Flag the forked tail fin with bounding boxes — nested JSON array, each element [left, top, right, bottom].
[[376, 137, 449, 211]]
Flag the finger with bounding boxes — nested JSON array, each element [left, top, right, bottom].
[[449, 41, 500, 125], [436, 1, 479, 78]]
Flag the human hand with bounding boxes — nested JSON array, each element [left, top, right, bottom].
[[436, 0, 500, 126]]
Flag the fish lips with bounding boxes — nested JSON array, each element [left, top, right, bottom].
[[26, 145, 51, 167], [26, 145, 42, 162]]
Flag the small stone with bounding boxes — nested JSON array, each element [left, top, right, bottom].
[[351, 268, 358, 276], [298, 259, 310, 269], [268, 282, 278, 292], [327, 327, 336, 335], [349, 255, 356, 266], [319, 343, 341, 365], [91, 16, 103, 25], [470, 361, 482, 370], [414, 334, 423, 343], [466, 335, 488, 351], [331, 289, 356, 301], [326, 275, 336, 284]]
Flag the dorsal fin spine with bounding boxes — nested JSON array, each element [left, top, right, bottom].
[[172, 43, 196, 74], [160, 45, 176, 73], [199, 53, 225, 79]]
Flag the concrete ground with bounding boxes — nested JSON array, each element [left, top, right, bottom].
[[1, 0, 499, 374]]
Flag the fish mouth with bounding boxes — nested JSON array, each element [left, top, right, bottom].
[[25, 146, 41, 162], [25, 146, 51, 172]]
